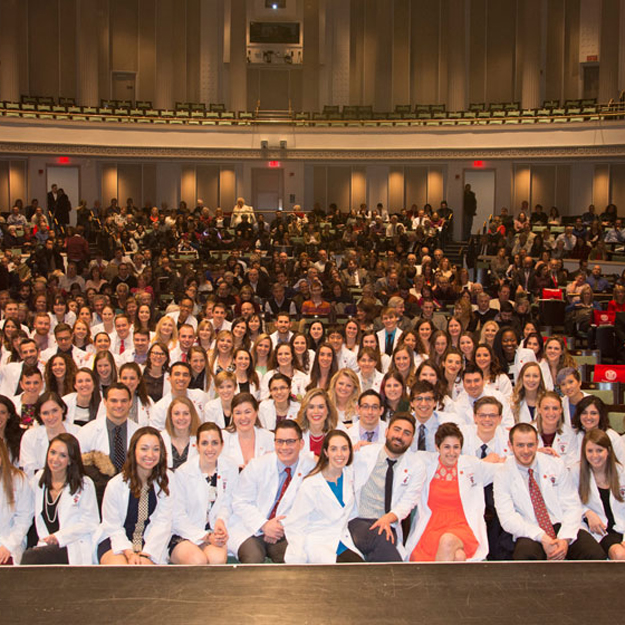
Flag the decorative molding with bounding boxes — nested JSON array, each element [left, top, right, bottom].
[[1, 141, 625, 161]]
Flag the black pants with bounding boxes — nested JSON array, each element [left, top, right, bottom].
[[513, 527, 606, 561], [348, 518, 402, 562], [238, 536, 287, 564], [337, 549, 364, 563], [484, 484, 514, 561]]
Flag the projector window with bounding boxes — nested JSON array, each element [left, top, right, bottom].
[[249, 22, 300, 44]]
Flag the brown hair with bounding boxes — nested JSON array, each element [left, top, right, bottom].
[[122, 427, 169, 498]]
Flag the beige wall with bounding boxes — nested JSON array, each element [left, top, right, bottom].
[[3, 0, 621, 111]]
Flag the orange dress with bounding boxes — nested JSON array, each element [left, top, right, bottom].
[[409, 462, 479, 562]]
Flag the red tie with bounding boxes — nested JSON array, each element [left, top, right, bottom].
[[269, 467, 292, 519], [119, 339, 125, 354], [181, 353, 187, 363], [528, 468, 556, 539]]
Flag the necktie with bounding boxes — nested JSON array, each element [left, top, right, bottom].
[[181, 352, 187, 363], [113, 425, 125, 472], [132, 484, 150, 552], [418, 424, 426, 451], [119, 339, 125, 354], [480, 443, 488, 459], [385, 332, 394, 356], [364, 431, 374, 442], [269, 467, 292, 519], [384, 459, 397, 513], [528, 468, 556, 539]]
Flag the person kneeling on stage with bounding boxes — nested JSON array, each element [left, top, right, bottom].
[[284, 430, 364, 563], [169, 423, 239, 565], [228, 420, 316, 563], [97, 427, 173, 565], [494, 422, 605, 560]]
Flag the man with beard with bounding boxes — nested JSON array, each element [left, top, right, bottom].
[[349, 413, 425, 561]]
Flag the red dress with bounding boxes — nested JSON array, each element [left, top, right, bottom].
[[410, 462, 479, 562]]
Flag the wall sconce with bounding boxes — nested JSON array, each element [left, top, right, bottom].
[[279, 140, 287, 149], [260, 140, 269, 149]]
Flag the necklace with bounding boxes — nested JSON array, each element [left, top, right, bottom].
[[45, 486, 63, 525]]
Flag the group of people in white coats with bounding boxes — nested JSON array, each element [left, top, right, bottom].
[[2, 354, 625, 565]]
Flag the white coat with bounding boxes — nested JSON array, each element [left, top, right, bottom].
[[160, 430, 198, 470], [259, 369, 310, 402], [376, 328, 403, 355], [236, 380, 259, 400], [570, 462, 625, 541], [541, 425, 579, 467], [404, 453, 496, 561], [514, 399, 538, 425], [562, 393, 589, 428], [0, 471, 33, 563], [574, 428, 625, 466], [77, 417, 140, 456], [19, 422, 82, 478], [347, 420, 388, 445], [0, 361, 45, 397], [202, 398, 227, 429], [509, 347, 537, 383], [484, 374, 513, 401], [494, 454, 582, 542], [62, 392, 102, 426], [353, 443, 426, 554], [538, 359, 555, 391], [258, 399, 300, 431], [150, 389, 207, 430], [228, 451, 317, 553], [222, 427, 274, 468], [356, 370, 384, 394], [454, 389, 514, 429], [98, 471, 174, 564], [336, 346, 358, 371], [460, 424, 512, 458], [284, 467, 363, 564], [172, 454, 240, 544], [95, 395, 153, 427], [30, 472, 99, 564]]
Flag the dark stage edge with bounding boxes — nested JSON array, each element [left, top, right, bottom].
[[2, 562, 624, 625]]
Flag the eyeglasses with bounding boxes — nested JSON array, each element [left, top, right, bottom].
[[359, 404, 381, 411], [475, 413, 500, 419], [152, 352, 166, 358], [271, 386, 290, 392], [413, 396, 435, 403], [275, 439, 299, 446]]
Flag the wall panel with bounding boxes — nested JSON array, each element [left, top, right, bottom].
[[392, 0, 411, 107], [469, 0, 487, 105], [411, 0, 440, 104], [593, 164, 610, 208], [180, 165, 196, 209], [313, 166, 327, 209], [59, 0, 77, 98], [427, 166, 444, 207], [219, 167, 236, 213], [101, 164, 118, 206], [186, 0, 201, 103], [0, 162, 9, 211], [555, 165, 570, 214], [117, 163, 142, 207], [513, 165, 531, 209], [138, 0, 157, 103], [531, 165, 556, 209], [351, 168, 366, 209], [9, 161, 26, 208], [404, 166, 428, 208], [610, 164, 625, 210], [545, 0, 565, 103], [485, 0, 516, 103], [142, 163, 157, 206], [327, 167, 351, 211], [28, 0, 59, 97], [110, 0, 139, 71], [389, 167, 405, 212]]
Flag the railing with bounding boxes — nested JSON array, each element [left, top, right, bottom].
[[1, 101, 624, 128]]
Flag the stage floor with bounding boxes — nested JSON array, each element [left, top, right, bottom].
[[2, 562, 622, 625]]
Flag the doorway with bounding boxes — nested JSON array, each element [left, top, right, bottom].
[[46, 165, 80, 226], [252, 167, 284, 214], [112, 72, 136, 103], [463, 169, 496, 236]]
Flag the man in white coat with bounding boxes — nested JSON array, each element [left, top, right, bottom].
[[0, 338, 44, 397], [229, 420, 316, 563], [77, 383, 140, 474], [149, 362, 207, 430], [454, 364, 514, 428], [269, 312, 294, 348], [347, 390, 388, 448], [494, 422, 605, 560], [410, 381, 458, 452], [376, 307, 403, 357], [349, 413, 426, 561], [461, 396, 513, 560]]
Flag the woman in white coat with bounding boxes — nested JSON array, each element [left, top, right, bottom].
[[510, 362, 547, 425], [19, 393, 81, 478], [258, 373, 300, 431], [170, 423, 240, 565], [160, 397, 199, 470], [98, 427, 173, 565], [203, 370, 236, 429], [475, 344, 513, 401], [535, 391, 578, 467], [0, 439, 33, 564], [222, 393, 274, 469], [284, 429, 363, 563], [406, 422, 495, 562], [493, 327, 536, 384], [573, 429, 625, 559], [259, 343, 310, 402], [21, 433, 99, 565], [63, 368, 102, 427]]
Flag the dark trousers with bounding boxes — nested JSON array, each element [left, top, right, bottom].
[[238, 535, 287, 564], [348, 517, 402, 562], [463, 212, 475, 241], [513, 527, 606, 561], [21, 545, 69, 565], [484, 484, 514, 561], [337, 549, 364, 563]]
